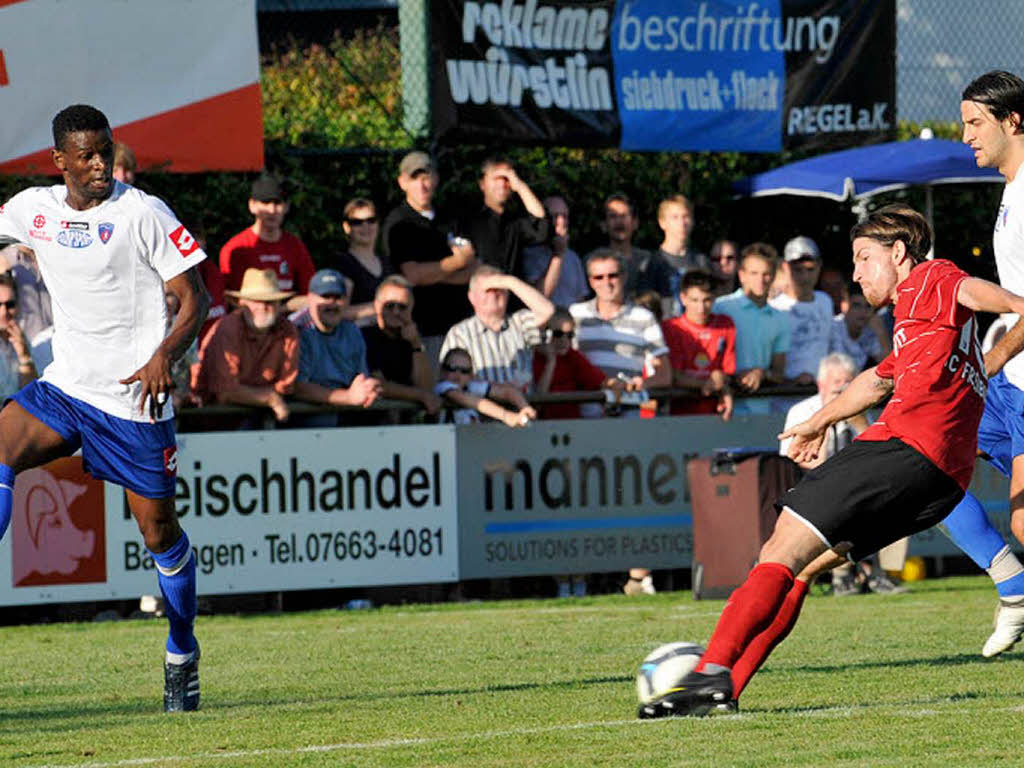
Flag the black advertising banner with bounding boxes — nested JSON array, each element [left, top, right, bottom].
[[430, 0, 895, 152]]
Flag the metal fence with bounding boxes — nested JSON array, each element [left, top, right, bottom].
[[898, 0, 1024, 124]]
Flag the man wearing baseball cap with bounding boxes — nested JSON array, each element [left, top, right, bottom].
[[219, 174, 315, 310], [769, 235, 835, 385], [194, 268, 299, 424], [381, 151, 475, 373], [289, 269, 381, 424]]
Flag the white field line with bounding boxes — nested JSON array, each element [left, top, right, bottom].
[[27, 703, 1024, 768]]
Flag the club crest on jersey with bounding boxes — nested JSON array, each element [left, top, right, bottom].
[[56, 229, 93, 248], [98, 222, 114, 244]]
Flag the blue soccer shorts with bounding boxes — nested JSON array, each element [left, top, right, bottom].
[[11, 380, 178, 498], [976, 371, 1024, 477]]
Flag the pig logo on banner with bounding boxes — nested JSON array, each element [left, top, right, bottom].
[[12, 458, 106, 587]]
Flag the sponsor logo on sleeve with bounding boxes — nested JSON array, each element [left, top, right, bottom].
[[56, 229, 93, 248], [169, 225, 199, 257], [98, 222, 114, 244]]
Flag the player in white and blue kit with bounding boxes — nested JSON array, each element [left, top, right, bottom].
[[944, 72, 1024, 657], [0, 106, 210, 709]]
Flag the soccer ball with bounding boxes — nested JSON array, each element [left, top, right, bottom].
[[636, 642, 705, 705]]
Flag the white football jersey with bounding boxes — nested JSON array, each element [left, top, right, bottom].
[[0, 182, 206, 421], [993, 172, 1024, 390]]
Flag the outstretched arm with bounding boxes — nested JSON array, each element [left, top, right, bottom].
[[778, 367, 892, 464], [957, 277, 1024, 376], [121, 267, 210, 421]]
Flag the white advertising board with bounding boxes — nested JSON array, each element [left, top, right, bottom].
[[0, 427, 459, 606]]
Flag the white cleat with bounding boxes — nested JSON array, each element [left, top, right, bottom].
[[982, 602, 1024, 657]]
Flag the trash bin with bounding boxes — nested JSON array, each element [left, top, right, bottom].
[[687, 449, 803, 600]]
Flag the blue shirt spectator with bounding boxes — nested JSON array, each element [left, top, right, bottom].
[[714, 289, 790, 372]]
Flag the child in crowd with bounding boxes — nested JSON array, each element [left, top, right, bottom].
[[661, 270, 735, 419], [532, 310, 621, 420], [435, 348, 537, 427]]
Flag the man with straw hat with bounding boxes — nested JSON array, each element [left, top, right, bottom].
[[194, 268, 299, 424]]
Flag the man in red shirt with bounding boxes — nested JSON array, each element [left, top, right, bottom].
[[219, 175, 314, 311], [661, 270, 735, 418], [640, 204, 1024, 719]]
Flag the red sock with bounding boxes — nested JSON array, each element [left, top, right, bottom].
[[697, 562, 794, 672], [730, 578, 810, 699]]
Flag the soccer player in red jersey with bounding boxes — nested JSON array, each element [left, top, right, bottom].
[[661, 270, 735, 418], [640, 204, 1024, 718]]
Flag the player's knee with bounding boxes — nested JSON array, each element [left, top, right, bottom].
[[1010, 514, 1024, 548], [139, 518, 181, 553]]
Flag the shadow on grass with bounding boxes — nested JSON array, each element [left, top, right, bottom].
[[0, 674, 637, 734], [745, 688, 1001, 716], [760, 652, 1011, 677]]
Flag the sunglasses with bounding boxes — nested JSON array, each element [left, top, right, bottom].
[[383, 301, 409, 312], [347, 216, 378, 226], [550, 329, 574, 339], [589, 272, 621, 281], [0, 300, 16, 310], [711, 254, 737, 262], [442, 363, 473, 375]]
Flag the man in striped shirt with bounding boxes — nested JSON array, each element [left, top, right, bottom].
[[440, 264, 554, 390], [569, 248, 671, 417]]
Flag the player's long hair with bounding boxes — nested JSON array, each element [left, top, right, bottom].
[[962, 70, 1024, 123], [850, 205, 932, 264]]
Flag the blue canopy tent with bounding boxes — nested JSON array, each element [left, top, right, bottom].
[[733, 137, 1003, 235]]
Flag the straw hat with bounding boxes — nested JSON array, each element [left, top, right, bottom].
[[225, 268, 294, 301]]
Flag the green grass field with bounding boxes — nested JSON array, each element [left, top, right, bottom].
[[1, 575, 1021, 767]]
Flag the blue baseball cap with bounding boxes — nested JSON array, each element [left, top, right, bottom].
[[309, 269, 346, 297]]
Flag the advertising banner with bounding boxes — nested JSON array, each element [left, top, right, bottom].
[[0, 428, 459, 607], [431, 0, 895, 152], [0, 418, 1009, 606], [0, 0, 262, 174]]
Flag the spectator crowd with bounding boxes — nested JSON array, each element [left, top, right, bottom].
[[0, 146, 903, 598], [0, 148, 897, 430]]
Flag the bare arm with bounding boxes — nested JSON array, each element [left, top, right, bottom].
[[478, 273, 555, 328], [506, 171, 546, 219], [957, 277, 1024, 376], [539, 252, 565, 299], [778, 367, 892, 463], [217, 385, 289, 422], [292, 373, 381, 408], [440, 387, 529, 427], [399, 243, 476, 286], [645, 354, 672, 389], [121, 267, 210, 420], [987, 318, 1024, 377]]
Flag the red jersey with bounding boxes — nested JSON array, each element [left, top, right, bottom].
[[661, 314, 736, 415], [219, 228, 315, 295], [858, 259, 986, 489], [532, 348, 607, 420]]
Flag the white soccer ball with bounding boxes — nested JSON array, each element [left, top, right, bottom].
[[636, 642, 705, 705]]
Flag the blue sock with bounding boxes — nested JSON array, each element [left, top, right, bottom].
[[0, 463, 13, 542], [943, 492, 1024, 597], [149, 531, 198, 657], [943, 492, 1007, 568]]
